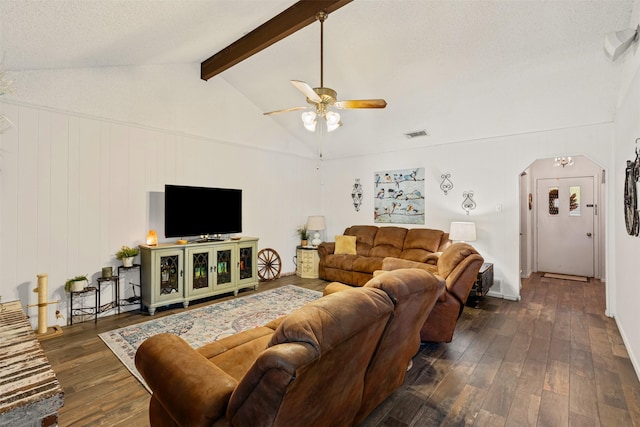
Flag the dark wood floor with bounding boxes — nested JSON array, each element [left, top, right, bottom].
[[40, 273, 640, 426]]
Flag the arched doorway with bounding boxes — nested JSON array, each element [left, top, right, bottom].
[[519, 155, 605, 280]]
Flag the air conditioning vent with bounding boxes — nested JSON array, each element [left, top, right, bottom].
[[404, 130, 429, 139]]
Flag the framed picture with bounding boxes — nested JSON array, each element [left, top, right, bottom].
[[374, 168, 425, 224]]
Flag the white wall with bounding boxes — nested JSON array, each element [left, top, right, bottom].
[[0, 103, 321, 328], [612, 0, 640, 379], [320, 123, 614, 302]]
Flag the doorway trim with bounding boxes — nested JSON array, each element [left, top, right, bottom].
[[519, 155, 606, 283]]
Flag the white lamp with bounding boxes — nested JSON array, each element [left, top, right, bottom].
[[306, 215, 326, 246], [449, 221, 476, 243], [301, 111, 317, 132], [325, 111, 342, 132]]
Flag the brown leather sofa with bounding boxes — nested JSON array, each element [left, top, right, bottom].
[[318, 225, 451, 286], [380, 242, 484, 343], [134, 268, 444, 427]]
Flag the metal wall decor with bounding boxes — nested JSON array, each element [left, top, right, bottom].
[[462, 191, 476, 215], [351, 179, 363, 212], [440, 173, 453, 195], [624, 138, 640, 236]]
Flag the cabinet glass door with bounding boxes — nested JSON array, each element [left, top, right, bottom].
[[159, 254, 180, 295], [191, 251, 210, 290], [239, 246, 253, 280], [216, 248, 233, 286]]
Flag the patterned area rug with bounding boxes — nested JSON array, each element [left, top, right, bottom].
[[99, 285, 322, 392]]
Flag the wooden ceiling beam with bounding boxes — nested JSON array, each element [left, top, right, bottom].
[[200, 0, 353, 81]]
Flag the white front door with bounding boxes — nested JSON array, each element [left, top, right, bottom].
[[536, 177, 595, 277]]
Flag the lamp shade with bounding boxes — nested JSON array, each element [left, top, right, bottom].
[[449, 222, 476, 242], [301, 111, 317, 132], [307, 215, 326, 246], [306, 215, 326, 231]]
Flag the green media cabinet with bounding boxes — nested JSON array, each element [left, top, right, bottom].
[[139, 237, 258, 315]]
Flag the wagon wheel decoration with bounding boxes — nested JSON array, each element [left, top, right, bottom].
[[257, 248, 282, 281], [625, 153, 640, 236]]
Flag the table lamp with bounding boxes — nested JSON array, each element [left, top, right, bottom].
[[306, 215, 326, 246]]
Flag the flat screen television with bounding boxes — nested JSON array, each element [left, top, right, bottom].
[[164, 185, 242, 239]]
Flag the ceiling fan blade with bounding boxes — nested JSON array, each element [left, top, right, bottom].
[[291, 80, 322, 103], [263, 106, 308, 116], [334, 99, 387, 109]]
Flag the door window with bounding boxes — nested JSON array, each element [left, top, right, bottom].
[[548, 187, 559, 215], [569, 186, 581, 216]]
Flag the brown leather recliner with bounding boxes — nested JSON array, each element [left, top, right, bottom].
[[380, 242, 484, 343], [323, 268, 445, 424]]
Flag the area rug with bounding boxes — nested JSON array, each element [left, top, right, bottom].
[[99, 285, 321, 392], [543, 273, 588, 282]]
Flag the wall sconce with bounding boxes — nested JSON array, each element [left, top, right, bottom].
[[440, 173, 453, 195], [146, 229, 158, 246], [351, 179, 363, 212], [462, 191, 476, 215]]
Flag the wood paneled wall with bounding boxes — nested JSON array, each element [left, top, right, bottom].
[[0, 103, 319, 327]]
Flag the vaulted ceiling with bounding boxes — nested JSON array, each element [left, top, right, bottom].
[[0, 0, 635, 159]]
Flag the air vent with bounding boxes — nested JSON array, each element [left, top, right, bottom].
[[404, 130, 429, 139]]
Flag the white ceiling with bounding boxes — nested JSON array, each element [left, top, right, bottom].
[[0, 0, 635, 159]]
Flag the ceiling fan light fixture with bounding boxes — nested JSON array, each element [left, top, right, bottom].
[[301, 111, 317, 131], [325, 111, 342, 132]]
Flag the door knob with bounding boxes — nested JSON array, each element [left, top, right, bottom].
[[587, 232, 592, 237]]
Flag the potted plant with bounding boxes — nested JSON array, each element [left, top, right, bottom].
[[296, 225, 309, 246], [65, 275, 88, 293], [116, 245, 139, 267]]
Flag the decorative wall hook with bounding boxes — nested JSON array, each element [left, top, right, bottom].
[[440, 173, 453, 195], [462, 191, 476, 215], [351, 179, 363, 212]]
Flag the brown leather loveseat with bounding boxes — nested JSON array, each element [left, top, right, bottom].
[[134, 268, 444, 427], [318, 225, 451, 286]]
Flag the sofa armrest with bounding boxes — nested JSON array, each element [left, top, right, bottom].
[[135, 333, 238, 426], [424, 252, 442, 265], [322, 281, 354, 296], [317, 242, 335, 259], [381, 257, 438, 274]]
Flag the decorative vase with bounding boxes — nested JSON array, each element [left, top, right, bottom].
[[123, 257, 134, 267], [301, 239, 309, 247], [72, 280, 87, 292]]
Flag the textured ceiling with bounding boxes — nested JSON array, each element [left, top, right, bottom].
[[0, 0, 636, 159]]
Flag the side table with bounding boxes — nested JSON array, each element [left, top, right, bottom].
[[118, 264, 142, 312], [296, 246, 320, 279], [97, 276, 120, 316], [69, 286, 98, 325], [466, 262, 494, 308]]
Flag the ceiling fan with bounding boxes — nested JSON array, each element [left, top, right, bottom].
[[264, 11, 387, 132]]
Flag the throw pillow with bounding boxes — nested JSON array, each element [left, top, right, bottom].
[[335, 235, 357, 255]]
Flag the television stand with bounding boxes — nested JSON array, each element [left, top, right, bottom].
[[139, 237, 259, 315]]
